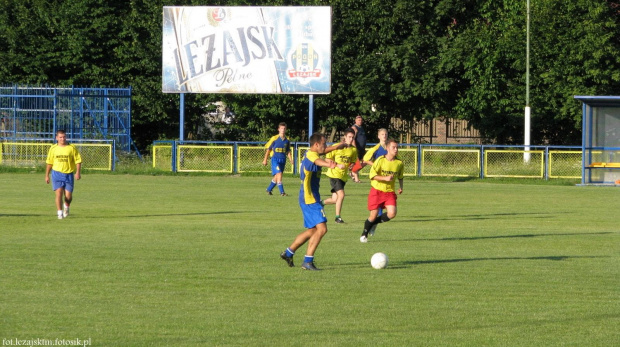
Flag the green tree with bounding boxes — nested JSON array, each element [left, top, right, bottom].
[[435, 0, 620, 144], [2, 0, 620, 149]]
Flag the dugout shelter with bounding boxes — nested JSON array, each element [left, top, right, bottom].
[[575, 96, 620, 185]]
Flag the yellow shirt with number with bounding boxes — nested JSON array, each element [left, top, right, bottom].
[[46, 144, 82, 173], [369, 156, 404, 192], [325, 146, 357, 181]]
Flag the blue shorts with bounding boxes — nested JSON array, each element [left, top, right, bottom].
[[271, 158, 286, 175], [51, 170, 75, 192], [300, 202, 327, 229]]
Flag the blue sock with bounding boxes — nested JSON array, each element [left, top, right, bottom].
[[304, 255, 314, 263], [267, 180, 276, 192], [277, 183, 284, 194], [285, 248, 295, 257]]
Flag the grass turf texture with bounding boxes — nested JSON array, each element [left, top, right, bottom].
[[1, 173, 618, 346]]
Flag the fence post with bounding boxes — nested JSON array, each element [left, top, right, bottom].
[[416, 144, 422, 177], [112, 140, 116, 171], [172, 141, 177, 173], [293, 142, 298, 175], [480, 145, 485, 178], [233, 142, 238, 174], [544, 146, 549, 180]]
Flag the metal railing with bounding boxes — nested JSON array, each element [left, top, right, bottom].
[[1, 138, 115, 170], [151, 141, 582, 179]]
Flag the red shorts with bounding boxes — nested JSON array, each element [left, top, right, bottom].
[[367, 187, 397, 211]]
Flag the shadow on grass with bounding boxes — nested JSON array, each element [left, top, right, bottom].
[[74, 211, 250, 219], [394, 211, 571, 223], [382, 231, 614, 242], [0, 214, 42, 217], [126, 211, 249, 218], [389, 255, 610, 269]]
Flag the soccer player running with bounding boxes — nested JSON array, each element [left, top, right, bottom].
[[280, 133, 345, 270], [45, 130, 82, 219], [263, 122, 294, 196], [322, 128, 357, 223], [362, 128, 389, 235], [360, 139, 404, 243]]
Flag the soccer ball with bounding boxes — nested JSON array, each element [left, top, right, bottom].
[[370, 252, 388, 269]]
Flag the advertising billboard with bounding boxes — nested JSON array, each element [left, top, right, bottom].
[[162, 6, 332, 94]]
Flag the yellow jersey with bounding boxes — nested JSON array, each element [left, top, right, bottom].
[[325, 146, 357, 181], [369, 156, 404, 192], [46, 144, 82, 173]]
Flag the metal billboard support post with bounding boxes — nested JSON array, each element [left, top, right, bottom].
[[180, 93, 185, 141], [308, 95, 314, 140]]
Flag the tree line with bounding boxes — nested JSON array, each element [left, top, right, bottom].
[[1, 0, 619, 149]]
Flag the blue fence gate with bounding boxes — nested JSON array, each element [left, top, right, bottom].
[[0, 85, 137, 153]]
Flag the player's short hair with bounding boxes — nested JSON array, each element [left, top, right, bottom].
[[355, 115, 363, 120], [386, 138, 398, 146], [378, 128, 388, 135], [56, 129, 66, 135], [309, 132, 325, 147], [278, 122, 287, 128], [344, 127, 355, 136]]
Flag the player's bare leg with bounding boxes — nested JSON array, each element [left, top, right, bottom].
[[305, 223, 327, 256], [274, 171, 283, 184], [360, 209, 379, 242], [55, 188, 64, 219], [63, 190, 73, 217], [385, 204, 397, 219]]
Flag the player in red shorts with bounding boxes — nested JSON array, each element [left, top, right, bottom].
[[360, 139, 404, 243]]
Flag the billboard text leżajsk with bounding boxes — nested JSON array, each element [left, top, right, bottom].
[[162, 6, 332, 94]]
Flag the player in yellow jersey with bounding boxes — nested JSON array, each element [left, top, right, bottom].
[[362, 128, 389, 233], [45, 130, 82, 219], [360, 139, 404, 243], [322, 128, 357, 223]]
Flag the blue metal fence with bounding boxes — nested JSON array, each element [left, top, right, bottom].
[[0, 85, 136, 154]]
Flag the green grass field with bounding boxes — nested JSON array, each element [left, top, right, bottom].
[[1, 173, 618, 346]]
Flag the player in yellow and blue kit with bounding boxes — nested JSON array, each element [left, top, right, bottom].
[[363, 128, 389, 166], [360, 139, 404, 243], [280, 133, 345, 271], [45, 130, 82, 219], [322, 128, 357, 223], [262, 122, 293, 196]]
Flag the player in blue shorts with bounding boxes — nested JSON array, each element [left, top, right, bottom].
[[45, 130, 82, 219], [262, 122, 293, 196], [280, 133, 345, 271]]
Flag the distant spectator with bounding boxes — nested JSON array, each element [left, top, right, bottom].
[[350, 115, 367, 182]]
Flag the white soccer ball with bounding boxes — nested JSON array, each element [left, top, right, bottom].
[[370, 252, 388, 269]]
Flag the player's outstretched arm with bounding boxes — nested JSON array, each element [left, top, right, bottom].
[[324, 142, 347, 154], [315, 158, 342, 170]]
